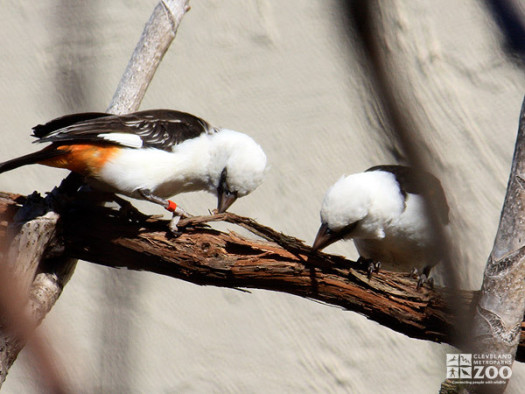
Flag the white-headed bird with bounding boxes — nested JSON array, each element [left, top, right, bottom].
[[312, 165, 449, 287], [0, 110, 267, 226]]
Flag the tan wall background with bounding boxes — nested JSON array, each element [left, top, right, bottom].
[[1, 1, 524, 392]]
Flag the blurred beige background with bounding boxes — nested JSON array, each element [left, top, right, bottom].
[[1, 1, 524, 392]]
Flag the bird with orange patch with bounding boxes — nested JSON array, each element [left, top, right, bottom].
[[0, 110, 267, 229]]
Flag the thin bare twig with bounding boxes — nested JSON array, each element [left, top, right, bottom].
[[107, 0, 190, 114]]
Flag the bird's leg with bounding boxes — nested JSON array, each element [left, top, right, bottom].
[[412, 265, 434, 290], [357, 256, 381, 279], [368, 261, 381, 279], [137, 188, 190, 217], [138, 188, 192, 233]]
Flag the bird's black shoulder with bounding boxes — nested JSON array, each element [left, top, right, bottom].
[[366, 165, 430, 195], [120, 110, 216, 148], [33, 109, 217, 151], [366, 165, 450, 224]]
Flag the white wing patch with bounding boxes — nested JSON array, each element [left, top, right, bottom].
[[98, 133, 143, 148]]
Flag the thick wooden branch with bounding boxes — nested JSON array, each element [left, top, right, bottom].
[[4, 192, 525, 363]]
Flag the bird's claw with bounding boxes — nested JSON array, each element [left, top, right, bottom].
[[356, 257, 380, 279], [367, 261, 381, 279], [168, 214, 182, 235], [416, 274, 427, 290], [168, 207, 194, 235], [411, 268, 434, 290]]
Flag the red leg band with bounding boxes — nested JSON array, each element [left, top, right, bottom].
[[166, 200, 177, 212]]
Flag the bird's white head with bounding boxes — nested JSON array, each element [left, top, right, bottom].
[[313, 171, 404, 250], [209, 129, 267, 212]]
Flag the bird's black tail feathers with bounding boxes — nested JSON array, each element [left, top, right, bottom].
[[0, 149, 65, 174]]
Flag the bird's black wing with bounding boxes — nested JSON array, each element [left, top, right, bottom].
[[33, 110, 217, 151], [366, 165, 450, 224], [32, 112, 112, 138]]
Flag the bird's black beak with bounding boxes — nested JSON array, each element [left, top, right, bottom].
[[312, 223, 337, 251], [217, 189, 238, 213], [217, 168, 238, 213], [312, 221, 358, 251]]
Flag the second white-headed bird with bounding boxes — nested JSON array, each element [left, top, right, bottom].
[[312, 165, 449, 285], [0, 110, 267, 222]]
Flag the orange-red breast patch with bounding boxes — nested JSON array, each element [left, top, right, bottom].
[[39, 144, 120, 176]]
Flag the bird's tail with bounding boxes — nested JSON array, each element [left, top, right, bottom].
[[0, 149, 65, 174]]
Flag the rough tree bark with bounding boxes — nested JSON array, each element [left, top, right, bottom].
[[466, 100, 525, 393], [0, 0, 190, 388], [0, 191, 70, 392], [2, 174, 525, 363]]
